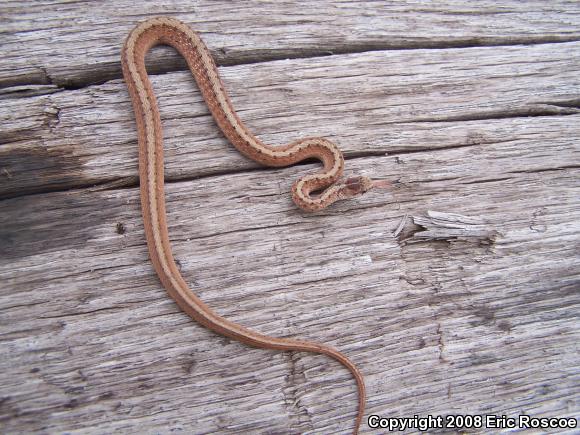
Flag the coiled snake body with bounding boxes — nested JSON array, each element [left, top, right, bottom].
[[122, 16, 385, 434]]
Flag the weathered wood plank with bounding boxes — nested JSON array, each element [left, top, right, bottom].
[[1, 41, 579, 199], [0, 1, 579, 89], [1, 3, 579, 433], [1, 138, 578, 432]]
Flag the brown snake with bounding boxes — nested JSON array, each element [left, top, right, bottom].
[[122, 16, 387, 433]]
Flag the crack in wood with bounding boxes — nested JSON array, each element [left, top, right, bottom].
[[282, 352, 314, 432], [7, 37, 580, 92], [398, 211, 500, 245]]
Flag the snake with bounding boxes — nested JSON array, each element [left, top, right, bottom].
[[122, 16, 386, 434]]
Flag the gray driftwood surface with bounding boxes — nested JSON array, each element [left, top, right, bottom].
[[1, 1, 579, 434]]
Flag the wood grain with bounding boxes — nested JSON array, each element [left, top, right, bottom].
[[1, 1, 579, 89], [1, 2, 579, 434], [1, 146, 578, 432], [1, 41, 579, 199]]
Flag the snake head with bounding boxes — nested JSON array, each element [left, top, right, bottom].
[[339, 176, 375, 199]]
